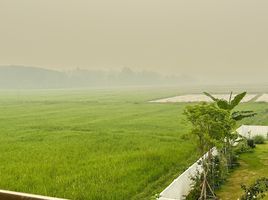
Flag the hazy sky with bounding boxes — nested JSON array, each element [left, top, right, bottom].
[[1, 0, 268, 83]]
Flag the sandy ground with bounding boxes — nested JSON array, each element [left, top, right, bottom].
[[150, 94, 257, 103], [255, 93, 268, 102]]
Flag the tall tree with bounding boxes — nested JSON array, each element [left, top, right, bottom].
[[184, 103, 235, 154], [184, 103, 235, 199]]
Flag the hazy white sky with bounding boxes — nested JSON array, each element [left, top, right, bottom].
[[1, 0, 268, 82]]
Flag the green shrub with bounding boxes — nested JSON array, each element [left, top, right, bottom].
[[185, 155, 228, 199], [185, 172, 202, 200], [253, 135, 265, 144], [234, 138, 253, 154], [241, 177, 268, 200], [247, 139, 256, 148]]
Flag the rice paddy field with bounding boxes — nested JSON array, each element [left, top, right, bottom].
[[0, 87, 267, 200]]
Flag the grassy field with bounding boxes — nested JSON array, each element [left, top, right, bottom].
[[0, 88, 267, 200], [217, 143, 268, 200], [0, 88, 199, 200]]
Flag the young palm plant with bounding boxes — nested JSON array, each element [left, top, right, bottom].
[[204, 92, 257, 169], [203, 92, 256, 121]]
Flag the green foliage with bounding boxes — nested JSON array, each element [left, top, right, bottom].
[[184, 103, 235, 154], [184, 102, 237, 199], [185, 170, 202, 200], [204, 92, 247, 110], [208, 155, 229, 190], [186, 155, 228, 200], [234, 138, 253, 154], [184, 91, 257, 200], [226, 147, 240, 169], [232, 111, 257, 121], [253, 135, 266, 144], [150, 193, 160, 200], [230, 92, 247, 110], [241, 177, 268, 200], [217, 143, 268, 199], [247, 139, 256, 148], [204, 92, 256, 121]]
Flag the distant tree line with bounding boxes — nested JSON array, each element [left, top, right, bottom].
[[0, 65, 196, 89]]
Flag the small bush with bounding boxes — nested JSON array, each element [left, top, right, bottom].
[[247, 139, 256, 148], [241, 177, 268, 200], [253, 135, 265, 144], [234, 138, 253, 154], [185, 155, 227, 199]]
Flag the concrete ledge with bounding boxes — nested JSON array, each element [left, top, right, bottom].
[[159, 148, 218, 200], [0, 190, 68, 200]]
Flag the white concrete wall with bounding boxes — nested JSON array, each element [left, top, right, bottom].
[[158, 148, 218, 200], [237, 125, 268, 139]]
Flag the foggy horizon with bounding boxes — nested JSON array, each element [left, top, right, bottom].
[[1, 0, 268, 84], [1, 2, 268, 199]]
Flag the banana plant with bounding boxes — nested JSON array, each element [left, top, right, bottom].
[[204, 92, 256, 121]]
